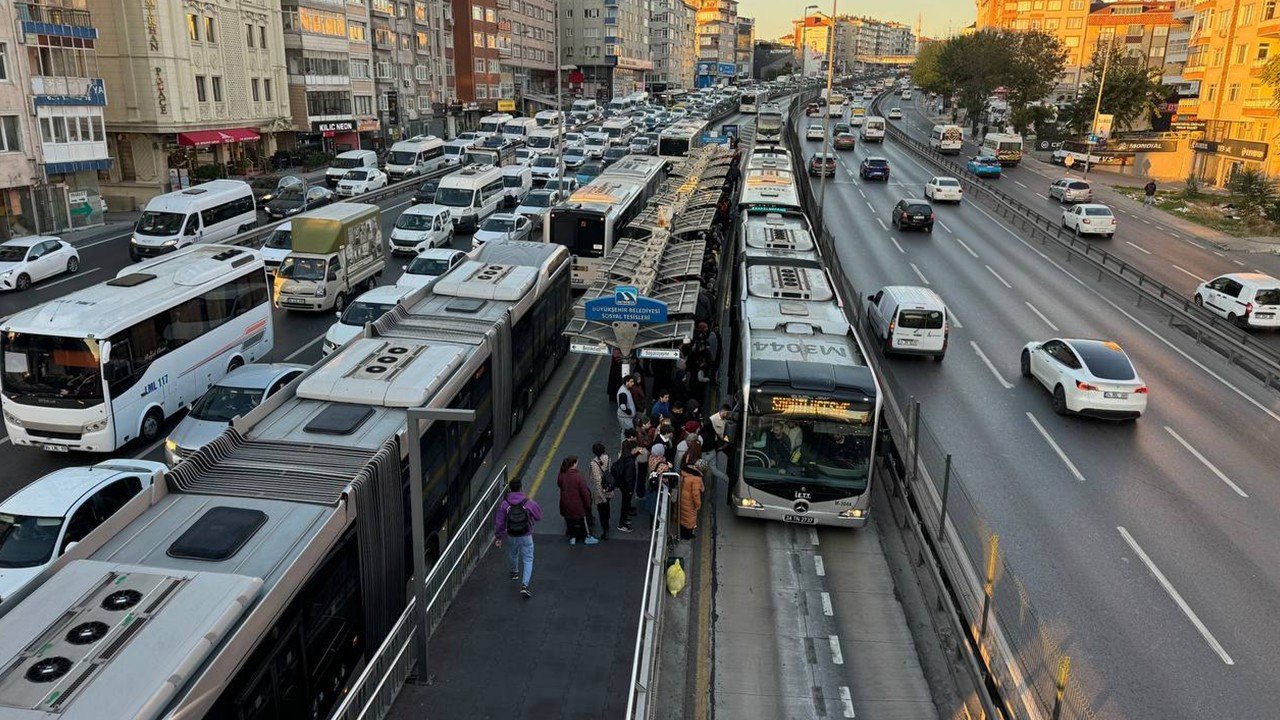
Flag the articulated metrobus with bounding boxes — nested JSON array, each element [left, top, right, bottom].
[[0, 242, 572, 720], [757, 104, 786, 144], [1, 244, 273, 452], [658, 118, 710, 158], [740, 88, 774, 114]]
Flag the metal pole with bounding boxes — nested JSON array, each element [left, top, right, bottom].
[[406, 412, 429, 677], [909, 399, 920, 483], [818, 0, 838, 209], [937, 453, 952, 541], [1083, 40, 1111, 180], [555, 0, 563, 186]]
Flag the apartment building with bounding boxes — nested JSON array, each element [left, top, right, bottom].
[[1, 1, 111, 238], [561, 0, 652, 100], [369, 0, 440, 140], [735, 17, 755, 79], [499, 0, 559, 111], [450, 0, 502, 107], [649, 0, 698, 91], [1165, 0, 1197, 99], [1177, 0, 1280, 186], [279, 0, 376, 155], [975, 0, 1094, 96], [695, 0, 738, 87], [1080, 0, 1175, 95]]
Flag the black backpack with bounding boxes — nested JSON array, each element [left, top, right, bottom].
[[505, 499, 531, 536], [608, 456, 629, 491]]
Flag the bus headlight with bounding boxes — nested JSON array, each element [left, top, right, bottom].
[[2, 409, 23, 427], [738, 497, 761, 508], [839, 508, 865, 519], [82, 419, 108, 433]]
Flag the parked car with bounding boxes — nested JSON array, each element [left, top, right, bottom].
[[336, 167, 389, 197], [396, 248, 468, 290], [1048, 178, 1093, 203], [923, 176, 963, 203], [808, 153, 837, 177], [0, 236, 80, 291], [165, 364, 306, 464], [472, 213, 534, 249], [1193, 272, 1280, 329], [833, 133, 857, 151], [967, 154, 1002, 178], [264, 185, 333, 219], [859, 156, 890, 181], [1020, 338, 1147, 419], [412, 177, 441, 205], [1061, 203, 1116, 238], [890, 198, 935, 232]]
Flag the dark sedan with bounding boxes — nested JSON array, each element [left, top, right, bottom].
[[264, 185, 334, 219], [891, 198, 935, 232], [412, 178, 440, 205], [859, 156, 890, 181]]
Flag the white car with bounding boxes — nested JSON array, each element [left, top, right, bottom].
[[0, 460, 163, 602], [322, 285, 416, 355], [530, 155, 561, 180], [165, 363, 306, 465], [0, 236, 80, 291], [888, 107, 903, 120], [515, 189, 564, 227], [583, 135, 610, 158], [923, 176, 964, 203], [389, 203, 453, 254], [563, 132, 585, 150], [1194, 272, 1280, 329], [336, 167, 389, 197], [806, 125, 825, 141], [1020, 338, 1147, 420], [514, 147, 542, 166], [1062, 203, 1116, 238], [471, 213, 533, 249], [396, 248, 468, 290], [1048, 178, 1093, 203]]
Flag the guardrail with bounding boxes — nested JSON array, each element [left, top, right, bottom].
[[623, 475, 677, 720], [870, 94, 1280, 391], [328, 465, 510, 720]]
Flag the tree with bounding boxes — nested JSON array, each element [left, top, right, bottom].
[[1062, 40, 1167, 135], [1260, 56, 1280, 108], [937, 31, 1010, 132], [911, 42, 950, 96], [1228, 167, 1277, 221], [1003, 30, 1067, 133]]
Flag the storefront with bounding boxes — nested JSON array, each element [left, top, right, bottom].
[[311, 120, 359, 154], [1192, 136, 1273, 187], [175, 127, 265, 178]]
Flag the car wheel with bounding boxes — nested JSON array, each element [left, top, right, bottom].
[[334, 291, 347, 313], [882, 335, 894, 356], [1052, 385, 1068, 416], [1104, 233, 1114, 239], [66, 257, 79, 274], [1194, 294, 1204, 307], [1074, 225, 1082, 237], [227, 356, 244, 373], [933, 352, 945, 363], [15, 273, 30, 291], [1228, 312, 1245, 328], [1020, 350, 1032, 378], [140, 407, 164, 444], [925, 224, 934, 233]]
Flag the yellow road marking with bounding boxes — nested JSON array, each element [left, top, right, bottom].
[[528, 357, 601, 500]]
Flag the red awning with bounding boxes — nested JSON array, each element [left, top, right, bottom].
[[177, 128, 262, 147]]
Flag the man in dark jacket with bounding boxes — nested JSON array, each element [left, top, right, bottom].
[[615, 439, 640, 531], [494, 479, 543, 598]]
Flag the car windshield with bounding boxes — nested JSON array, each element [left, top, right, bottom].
[[136, 211, 185, 236], [605, 149, 627, 158], [417, 181, 437, 194], [523, 192, 555, 207], [1074, 342, 1136, 381], [586, 137, 607, 147], [504, 176, 525, 188], [0, 246, 28, 262], [480, 217, 517, 232], [742, 394, 875, 494], [396, 212, 435, 230], [0, 514, 63, 568], [264, 228, 292, 250], [406, 257, 452, 276], [1, 333, 103, 404], [1084, 207, 1113, 216], [579, 162, 604, 177], [277, 256, 327, 281], [435, 187, 476, 207], [340, 301, 396, 327], [272, 188, 305, 205], [534, 157, 558, 168], [188, 384, 263, 422], [343, 170, 369, 181], [332, 157, 364, 168], [388, 151, 418, 165], [527, 136, 552, 148]]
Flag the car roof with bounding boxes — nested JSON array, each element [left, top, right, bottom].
[[414, 247, 465, 260], [900, 197, 931, 205], [1077, 203, 1111, 210], [217, 362, 309, 389], [3, 236, 61, 247], [0, 464, 147, 517], [488, 212, 522, 221], [1062, 339, 1132, 361], [351, 284, 415, 306], [401, 203, 448, 216], [865, 156, 889, 162], [1220, 272, 1280, 285]]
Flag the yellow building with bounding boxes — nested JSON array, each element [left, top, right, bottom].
[[974, 0, 1094, 94], [1178, 0, 1280, 185]]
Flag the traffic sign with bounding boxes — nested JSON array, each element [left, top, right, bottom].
[[584, 285, 668, 324]]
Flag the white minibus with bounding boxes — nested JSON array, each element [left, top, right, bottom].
[[129, 180, 256, 261]]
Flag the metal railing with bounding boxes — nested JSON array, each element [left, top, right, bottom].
[[328, 465, 510, 720], [624, 475, 677, 720], [869, 94, 1280, 392]]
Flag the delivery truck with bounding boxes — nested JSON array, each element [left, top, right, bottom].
[[273, 202, 384, 313]]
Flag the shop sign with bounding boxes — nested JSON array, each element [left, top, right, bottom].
[[1192, 138, 1269, 161], [1171, 120, 1207, 132], [615, 56, 653, 71], [1108, 138, 1178, 153], [357, 117, 380, 132], [311, 119, 356, 133], [497, 100, 517, 112], [718, 62, 736, 76]]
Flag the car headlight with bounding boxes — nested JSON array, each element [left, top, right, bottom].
[[162, 239, 177, 246], [82, 419, 108, 433], [314, 288, 326, 297], [839, 508, 865, 519], [3, 409, 23, 427], [0, 271, 10, 278], [738, 497, 761, 509]]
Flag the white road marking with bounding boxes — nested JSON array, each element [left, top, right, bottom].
[[1164, 426, 1248, 498], [865, 200, 876, 212], [986, 264, 1013, 289], [890, 236, 906, 254], [910, 263, 930, 285], [814, 555, 826, 576], [0, 436, 9, 446], [858, 187, 867, 198], [1142, 219, 1152, 225], [1036, 193, 1050, 200], [1025, 412, 1086, 482], [75, 233, 131, 251], [1171, 264, 1206, 282], [284, 333, 326, 362], [971, 341, 1013, 389], [954, 236, 979, 258], [1212, 251, 1225, 257], [1169, 231, 1182, 238], [876, 217, 888, 231], [1014, 180, 1028, 188], [1024, 301, 1060, 331], [1117, 526, 1235, 666], [828, 635, 845, 665], [1125, 241, 1152, 255], [821, 591, 834, 616], [948, 310, 963, 329], [839, 687, 856, 718], [38, 268, 101, 290], [809, 527, 820, 545], [938, 220, 953, 233], [1233, 260, 1246, 267]]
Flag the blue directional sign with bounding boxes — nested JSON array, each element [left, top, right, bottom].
[[584, 285, 668, 323]]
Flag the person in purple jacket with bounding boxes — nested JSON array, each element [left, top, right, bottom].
[[494, 479, 543, 599]]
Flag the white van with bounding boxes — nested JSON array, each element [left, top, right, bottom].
[[602, 117, 636, 145], [502, 117, 539, 143], [130, 180, 256, 261], [324, 149, 378, 187], [861, 116, 886, 142], [534, 110, 563, 127], [385, 136, 447, 181], [389, 203, 453, 254], [477, 113, 515, 138], [930, 124, 964, 154], [261, 220, 292, 276], [434, 164, 505, 232], [865, 285, 950, 360], [443, 137, 476, 166], [607, 96, 636, 114], [571, 99, 599, 114], [501, 165, 534, 208], [526, 127, 563, 152], [1194, 273, 1280, 329]]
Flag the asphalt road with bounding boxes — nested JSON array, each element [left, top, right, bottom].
[[800, 121, 1280, 720]]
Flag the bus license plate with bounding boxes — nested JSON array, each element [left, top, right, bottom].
[[1104, 392, 1128, 399], [783, 514, 816, 525], [42, 444, 69, 453]]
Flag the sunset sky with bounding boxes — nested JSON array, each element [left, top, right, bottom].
[[739, 0, 976, 42]]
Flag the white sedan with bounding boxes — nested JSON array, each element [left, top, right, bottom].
[[0, 236, 80, 291], [472, 213, 533, 249], [1020, 338, 1147, 419], [923, 176, 963, 203], [806, 125, 825, 141], [1062, 203, 1116, 238], [396, 248, 468, 290], [336, 167, 389, 197], [888, 107, 903, 120]]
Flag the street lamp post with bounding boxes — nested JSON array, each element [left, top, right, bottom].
[[1083, 41, 1112, 180], [556, 0, 564, 188], [819, 0, 838, 213]]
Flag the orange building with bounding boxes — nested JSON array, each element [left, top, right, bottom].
[[974, 0, 1095, 94]]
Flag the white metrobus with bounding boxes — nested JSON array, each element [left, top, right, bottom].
[[0, 244, 274, 452], [658, 119, 709, 158]]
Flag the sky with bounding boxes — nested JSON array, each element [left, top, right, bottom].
[[739, 0, 976, 42]]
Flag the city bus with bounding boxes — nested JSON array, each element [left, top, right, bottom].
[[757, 104, 785, 144], [0, 244, 273, 452], [0, 242, 572, 720], [740, 88, 773, 114], [658, 118, 710, 158]]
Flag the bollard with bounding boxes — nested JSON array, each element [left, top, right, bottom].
[[1051, 656, 1071, 720], [938, 454, 952, 543]]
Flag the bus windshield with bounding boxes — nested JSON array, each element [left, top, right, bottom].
[[1, 333, 104, 404], [277, 256, 327, 281], [742, 392, 875, 495], [659, 138, 690, 156]]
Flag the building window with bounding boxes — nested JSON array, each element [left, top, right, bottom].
[[211, 76, 223, 102], [1259, 43, 1272, 61], [204, 16, 217, 44], [251, 79, 260, 101], [378, 93, 389, 111], [355, 94, 373, 115], [475, 58, 485, 73], [485, 8, 497, 22], [246, 24, 254, 48], [351, 59, 370, 78], [195, 75, 207, 102], [300, 8, 347, 37], [187, 13, 200, 41], [1234, 43, 1248, 64], [1066, 17, 1082, 29], [0, 116, 22, 152], [350, 21, 367, 41], [1228, 83, 1240, 101], [472, 5, 483, 21], [373, 0, 395, 14], [260, 26, 268, 49], [264, 79, 273, 102], [474, 31, 484, 47], [476, 84, 488, 99], [1206, 83, 1217, 101]]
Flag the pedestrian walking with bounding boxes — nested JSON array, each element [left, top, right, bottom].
[[614, 439, 640, 531], [616, 376, 639, 445], [678, 446, 706, 540], [557, 456, 597, 546], [1143, 180, 1157, 208], [494, 479, 543, 599], [587, 442, 614, 541]]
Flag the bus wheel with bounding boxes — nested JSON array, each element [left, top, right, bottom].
[[227, 356, 244, 373], [140, 408, 164, 444]]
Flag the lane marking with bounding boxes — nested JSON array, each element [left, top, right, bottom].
[[1212, 251, 1225, 257], [1025, 412, 1086, 482], [1024, 301, 1060, 331], [938, 220, 953, 233], [820, 591, 833, 616], [948, 311, 963, 329], [986, 264, 1013, 289], [865, 200, 875, 212], [1164, 426, 1248, 498], [1142, 219, 1152, 225], [1014, 180, 1028, 188], [828, 635, 845, 665], [1233, 260, 1246, 267], [808, 527, 820, 545], [910, 262, 931, 285], [876, 217, 888, 231], [890, 236, 906, 254], [75, 233, 131, 251], [528, 358, 601, 498], [38, 268, 101, 291], [954, 236, 979, 258], [1125, 241, 1152, 255], [839, 687, 857, 718], [1171, 264, 1206, 283], [814, 555, 826, 576], [1169, 231, 1182, 238], [1117, 526, 1235, 665], [857, 187, 867, 199], [1036, 193, 1050, 200], [971, 341, 1013, 389], [284, 333, 326, 362], [0, 436, 9, 446]]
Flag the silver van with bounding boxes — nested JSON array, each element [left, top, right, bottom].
[[866, 285, 950, 360]]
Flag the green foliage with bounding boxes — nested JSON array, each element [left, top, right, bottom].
[[1261, 56, 1280, 108], [1228, 166, 1277, 219], [926, 29, 1065, 134], [937, 30, 1010, 131], [1063, 40, 1167, 134], [300, 151, 333, 170], [910, 42, 950, 96], [193, 164, 223, 181], [1184, 173, 1200, 198], [1004, 31, 1067, 133]]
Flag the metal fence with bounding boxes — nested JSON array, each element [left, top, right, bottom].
[[783, 100, 1097, 720], [624, 475, 678, 720], [328, 465, 510, 720]]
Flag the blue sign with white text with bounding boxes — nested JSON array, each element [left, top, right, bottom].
[[584, 285, 669, 324]]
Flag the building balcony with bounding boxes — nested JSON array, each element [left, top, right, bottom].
[[1243, 98, 1276, 116], [30, 77, 107, 106], [16, 2, 97, 39], [1182, 63, 1205, 80], [41, 140, 111, 167], [1259, 13, 1280, 38], [1177, 97, 1200, 112]]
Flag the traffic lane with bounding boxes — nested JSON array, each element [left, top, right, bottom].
[[819, 144, 1280, 719]]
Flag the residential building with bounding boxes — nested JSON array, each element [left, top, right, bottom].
[[695, 0, 738, 87], [560, 0, 652, 100], [369, 0, 440, 141], [974, 0, 1094, 97], [451, 0, 502, 108], [1164, 0, 1197, 100], [1081, 1, 1175, 92], [792, 14, 916, 76], [1176, 0, 1280, 186], [649, 0, 698, 91], [500, 0, 559, 111], [735, 17, 755, 79], [280, 0, 377, 155], [2, 1, 111, 238]]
